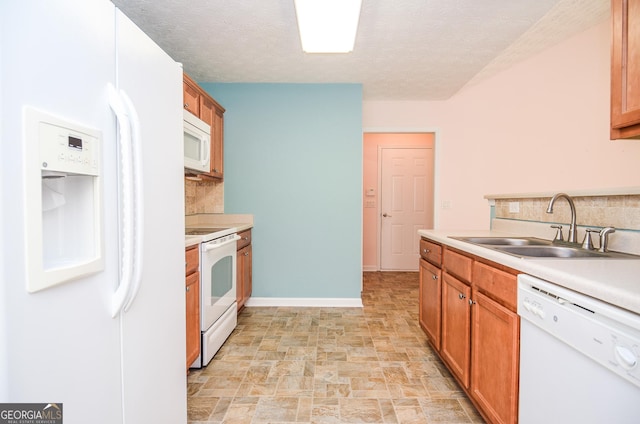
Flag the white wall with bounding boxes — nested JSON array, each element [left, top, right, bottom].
[[364, 20, 640, 230]]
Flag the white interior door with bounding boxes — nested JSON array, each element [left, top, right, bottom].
[[380, 148, 433, 271]]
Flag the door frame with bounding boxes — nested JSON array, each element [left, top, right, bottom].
[[363, 128, 441, 272]]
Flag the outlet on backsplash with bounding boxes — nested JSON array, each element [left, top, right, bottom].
[[185, 178, 224, 215]]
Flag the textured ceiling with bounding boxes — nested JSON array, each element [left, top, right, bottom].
[[112, 0, 609, 100]]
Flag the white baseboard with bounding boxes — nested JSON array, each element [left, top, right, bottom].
[[362, 265, 378, 272], [245, 297, 363, 308]]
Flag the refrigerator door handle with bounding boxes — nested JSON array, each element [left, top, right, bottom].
[[120, 90, 144, 313], [109, 84, 136, 317]]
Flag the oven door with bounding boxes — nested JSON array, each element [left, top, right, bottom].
[[200, 235, 239, 330]]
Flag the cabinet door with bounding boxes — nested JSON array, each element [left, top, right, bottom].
[[242, 244, 252, 302], [210, 107, 224, 178], [471, 290, 519, 424], [199, 95, 214, 127], [441, 272, 471, 388], [183, 78, 200, 116], [419, 258, 441, 350], [199, 96, 217, 177], [611, 0, 640, 138], [236, 248, 245, 309], [236, 245, 252, 311], [185, 271, 200, 369]]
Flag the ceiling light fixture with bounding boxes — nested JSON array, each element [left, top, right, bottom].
[[294, 0, 362, 53]]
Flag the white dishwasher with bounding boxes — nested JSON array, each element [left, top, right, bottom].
[[517, 274, 640, 424]]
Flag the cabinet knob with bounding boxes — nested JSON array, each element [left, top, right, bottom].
[[186, 286, 190, 292], [458, 293, 466, 300], [431, 274, 438, 280], [184, 103, 189, 109], [423, 249, 430, 254], [244, 252, 249, 256], [469, 299, 476, 306]]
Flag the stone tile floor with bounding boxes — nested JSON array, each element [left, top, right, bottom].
[[187, 271, 484, 423]]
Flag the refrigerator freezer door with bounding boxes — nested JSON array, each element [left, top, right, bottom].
[[115, 9, 186, 424]]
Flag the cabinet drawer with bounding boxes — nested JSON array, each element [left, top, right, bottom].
[[185, 245, 199, 276], [237, 229, 252, 250], [473, 261, 517, 310], [420, 238, 442, 265], [443, 249, 472, 282]]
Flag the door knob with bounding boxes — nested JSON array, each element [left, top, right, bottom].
[[382, 213, 392, 217]]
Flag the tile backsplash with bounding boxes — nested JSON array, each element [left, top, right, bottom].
[[185, 178, 224, 215], [494, 195, 640, 230]]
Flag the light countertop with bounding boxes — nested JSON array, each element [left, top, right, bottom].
[[184, 213, 254, 249], [185, 236, 201, 249], [418, 228, 640, 315]]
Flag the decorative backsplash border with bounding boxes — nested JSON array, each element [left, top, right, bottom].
[[185, 178, 224, 215], [493, 195, 640, 231]]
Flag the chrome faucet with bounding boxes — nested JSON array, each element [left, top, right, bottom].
[[598, 227, 616, 252], [546, 193, 578, 243]]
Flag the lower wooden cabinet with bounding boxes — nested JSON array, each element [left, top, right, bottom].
[[471, 290, 519, 424], [418, 237, 520, 424], [236, 229, 252, 312], [419, 258, 441, 349], [441, 271, 472, 388], [185, 245, 200, 370]]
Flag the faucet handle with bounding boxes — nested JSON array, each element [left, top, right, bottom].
[[550, 225, 564, 242], [581, 228, 599, 250], [598, 227, 616, 253]]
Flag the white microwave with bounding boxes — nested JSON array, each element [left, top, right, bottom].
[[183, 110, 211, 173]]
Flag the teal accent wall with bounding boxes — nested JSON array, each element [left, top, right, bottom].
[[201, 83, 363, 299]]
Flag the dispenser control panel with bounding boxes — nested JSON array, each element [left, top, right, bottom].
[[39, 121, 100, 176]]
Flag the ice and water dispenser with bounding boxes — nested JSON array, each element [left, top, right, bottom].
[[24, 108, 104, 292]]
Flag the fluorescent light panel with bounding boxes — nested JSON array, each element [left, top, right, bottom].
[[294, 0, 362, 53]]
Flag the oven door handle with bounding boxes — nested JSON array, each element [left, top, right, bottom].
[[203, 234, 241, 251]]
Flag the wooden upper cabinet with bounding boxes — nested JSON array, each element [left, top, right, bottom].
[[183, 77, 200, 116], [199, 95, 215, 128], [611, 0, 640, 139], [211, 107, 224, 178], [183, 72, 225, 179]]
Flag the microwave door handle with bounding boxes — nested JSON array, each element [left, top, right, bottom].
[[120, 89, 144, 313], [203, 234, 240, 252], [202, 132, 210, 165]]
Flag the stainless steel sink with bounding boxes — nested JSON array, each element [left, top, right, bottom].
[[451, 236, 551, 246], [450, 236, 639, 259], [495, 245, 606, 258]]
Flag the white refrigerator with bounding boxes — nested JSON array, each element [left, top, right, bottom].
[[0, 0, 187, 423]]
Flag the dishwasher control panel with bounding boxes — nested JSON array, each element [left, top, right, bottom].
[[518, 274, 640, 389]]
